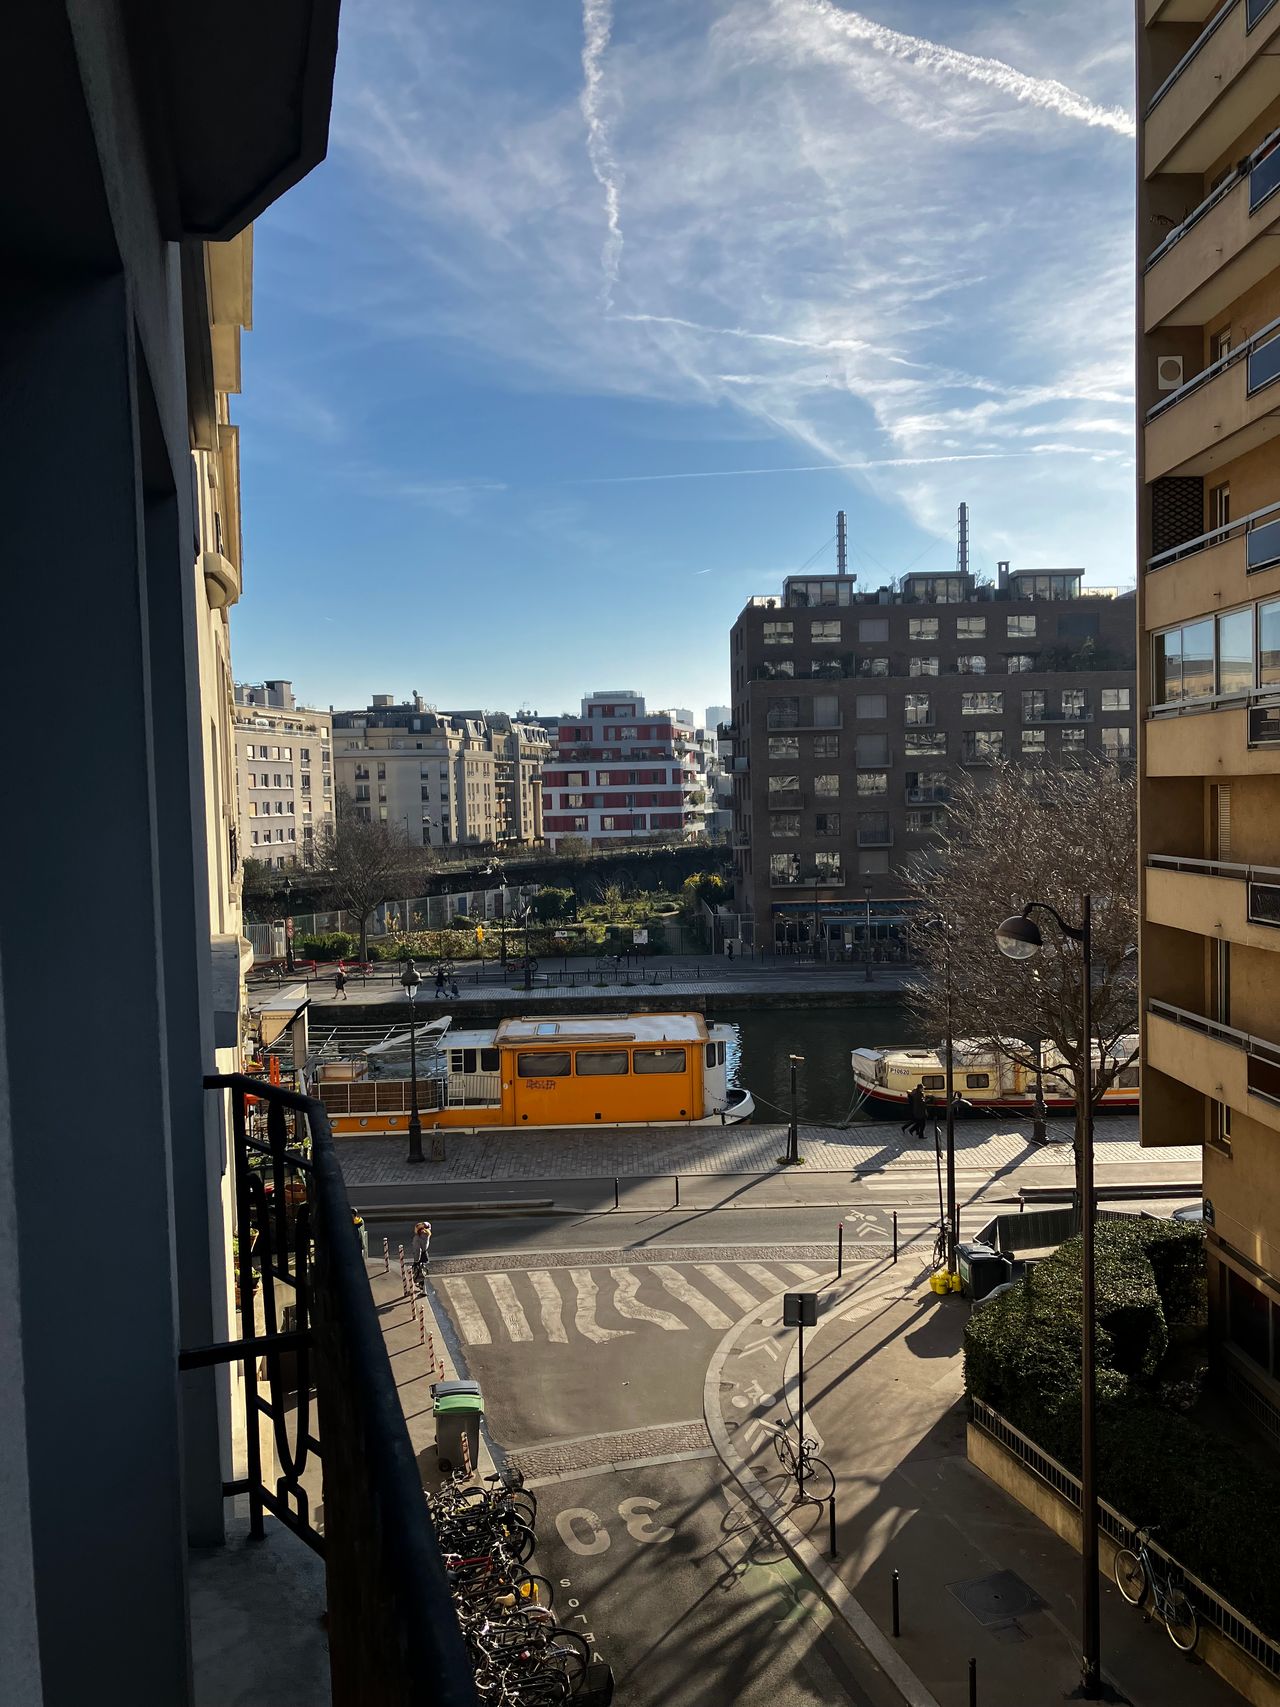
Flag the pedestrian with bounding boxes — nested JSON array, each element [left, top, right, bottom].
[[412, 1219, 432, 1289], [727, 941, 734, 961], [903, 1083, 928, 1142], [434, 966, 446, 999], [334, 967, 347, 1000], [449, 977, 460, 999], [352, 1210, 367, 1257]]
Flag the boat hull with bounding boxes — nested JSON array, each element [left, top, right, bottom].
[[328, 1085, 756, 1139], [851, 1075, 1136, 1118]]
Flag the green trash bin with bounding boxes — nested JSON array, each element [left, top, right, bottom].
[[434, 1382, 483, 1473]]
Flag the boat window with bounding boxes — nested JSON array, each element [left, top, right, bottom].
[[718, 1043, 726, 1065], [481, 1049, 500, 1073], [705, 1043, 715, 1068], [575, 1050, 630, 1076], [448, 1050, 479, 1074], [921, 1074, 946, 1090], [1118, 1067, 1139, 1088], [634, 1048, 687, 1075], [966, 1073, 990, 1090], [517, 1052, 572, 1076], [536, 1023, 559, 1036]]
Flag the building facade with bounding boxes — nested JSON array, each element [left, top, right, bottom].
[[542, 690, 711, 847], [1137, 0, 1280, 1419], [331, 694, 548, 847], [728, 566, 1137, 949], [233, 680, 333, 867]]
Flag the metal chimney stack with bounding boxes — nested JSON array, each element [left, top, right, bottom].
[[836, 510, 847, 575], [957, 502, 969, 579]]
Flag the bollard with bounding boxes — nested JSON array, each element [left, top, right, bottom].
[[614, 1176, 620, 1211], [891, 1568, 900, 1637], [1019, 1189, 1025, 1214], [837, 1222, 844, 1278], [892, 1211, 898, 1264], [674, 1175, 680, 1208], [419, 1303, 426, 1345], [827, 1493, 838, 1560], [968, 1657, 977, 1706], [383, 1236, 390, 1273]]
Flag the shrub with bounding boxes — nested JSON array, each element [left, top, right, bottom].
[[295, 931, 357, 962]]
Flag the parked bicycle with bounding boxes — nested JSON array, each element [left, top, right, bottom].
[[774, 1430, 835, 1504], [1113, 1527, 1198, 1652]]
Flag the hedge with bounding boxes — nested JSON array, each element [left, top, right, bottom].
[[965, 1219, 1280, 1638]]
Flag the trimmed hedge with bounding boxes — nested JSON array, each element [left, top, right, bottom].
[[965, 1219, 1280, 1638]]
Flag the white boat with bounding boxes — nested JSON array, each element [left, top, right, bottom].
[[850, 1035, 1139, 1116]]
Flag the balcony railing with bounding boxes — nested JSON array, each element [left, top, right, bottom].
[[1147, 497, 1280, 574], [1148, 998, 1280, 1102], [906, 785, 950, 804], [1021, 707, 1093, 724], [1147, 311, 1280, 423], [1144, 121, 1280, 272], [857, 829, 894, 847], [184, 1075, 475, 1704], [1146, 0, 1240, 115], [1148, 852, 1280, 924]]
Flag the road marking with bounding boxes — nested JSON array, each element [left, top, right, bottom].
[[568, 1269, 632, 1343], [486, 1273, 533, 1342], [610, 1268, 686, 1330], [695, 1263, 762, 1313], [442, 1277, 491, 1345], [781, 1262, 821, 1282], [528, 1271, 569, 1343], [741, 1262, 788, 1294], [653, 1265, 732, 1328]]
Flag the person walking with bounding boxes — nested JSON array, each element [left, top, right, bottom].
[[352, 1210, 367, 1257], [412, 1220, 432, 1290], [449, 977, 460, 1000], [903, 1083, 928, 1142], [334, 967, 347, 1001], [726, 941, 734, 962], [434, 966, 447, 999]]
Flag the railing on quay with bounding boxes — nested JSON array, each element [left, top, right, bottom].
[[187, 1075, 476, 1706], [968, 1395, 1280, 1679]]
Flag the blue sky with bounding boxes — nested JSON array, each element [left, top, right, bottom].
[[232, 0, 1136, 720]]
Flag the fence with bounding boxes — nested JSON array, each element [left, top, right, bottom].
[[969, 1395, 1280, 1679], [248, 884, 532, 958]]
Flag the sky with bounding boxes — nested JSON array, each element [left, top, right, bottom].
[[231, 0, 1136, 721]]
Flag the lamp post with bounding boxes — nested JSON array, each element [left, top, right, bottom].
[[402, 958, 424, 1166], [519, 886, 533, 992], [863, 884, 873, 982], [782, 1053, 805, 1165], [918, 914, 957, 1270], [996, 896, 1098, 1698], [283, 875, 295, 975]]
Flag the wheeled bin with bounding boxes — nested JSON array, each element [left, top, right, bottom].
[[433, 1379, 483, 1473]]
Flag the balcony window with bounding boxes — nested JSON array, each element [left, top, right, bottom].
[[1101, 688, 1130, 712], [1023, 691, 1046, 721], [856, 771, 888, 796], [1102, 727, 1132, 759], [1006, 654, 1037, 673], [855, 733, 889, 767], [814, 850, 842, 880], [763, 621, 794, 645], [905, 731, 946, 756], [1263, 598, 1280, 685], [768, 774, 801, 802], [1218, 608, 1255, 694], [962, 730, 1004, 762], [907, 808, 943, 832], [860, 657, 890, 677], [1154, 616, 1227, 702], [1062, 689, 1087, 720], [907, 771, 949, 802], [856, 694, 887, 719], [768, 733, 799, 758], [904, 694, 931, 725], [770, 853, 801, 885], [770, 813, 800, 838], [1249, 327, 1280, 397], [962, 691, 1003, 716], [858, 812, 891, 846], [909, 617, 939, 639], [909, 655, 939, 677], [859, 618, 889, 642], [1007, 615, 1036, 638], [766, 697, 800, 730], [811, 620, 842, 643], [957, 616, 986, 639], [957, 655, 986, 675]]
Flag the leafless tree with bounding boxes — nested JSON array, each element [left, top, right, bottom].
[[314, 789, 434, 959], [902, 758, 1138, 1121]]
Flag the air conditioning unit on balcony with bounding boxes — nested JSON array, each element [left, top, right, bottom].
[[1157, 355, 1184, 392]]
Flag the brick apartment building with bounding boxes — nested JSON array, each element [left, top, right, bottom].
[[542, 690, 710, 847], [727, 563, 1137, 952]]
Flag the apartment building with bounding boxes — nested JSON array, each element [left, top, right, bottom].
[[541, 690, 711, 847], [1138, 0, 1280, 1425], [331, 694, 548, 847], [728, 565, 1136, 950], [233, 680, 333, 866]]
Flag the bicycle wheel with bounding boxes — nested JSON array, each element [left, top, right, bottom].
[[1113, 1548, 1147, 1606], [774, 1432, 797, 1477], [541, 1629, 589, 1692], [798, 1454, 835, 1504], [1164, 1590, 1198, 1652]]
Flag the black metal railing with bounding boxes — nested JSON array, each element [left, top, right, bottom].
[[187, 1075, 476, 1705]]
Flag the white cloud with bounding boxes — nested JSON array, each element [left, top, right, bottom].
[[581, 0, 625, 304]]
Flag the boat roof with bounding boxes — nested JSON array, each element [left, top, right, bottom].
[[443, 1029, 499, 1050], [495, 1013, 708, 1045]]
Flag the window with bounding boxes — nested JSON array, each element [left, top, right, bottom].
[[856, 694, 887, 719], [957, 616, 986, 638], [1218, 608, 1254, 694], [1102, 727, 1132, 758], [517, 1052, 572, 1076], [1061, 727, 1086, 747], [600, 816, 617, 831], [1262, 598, 1280, 685], [962, 691, 1003, 715], [1022, 729, 1046, 754], [962, 730, 1004, 762], [1062, 688, 1087, 720], [768, 734, 799, 759], [815, 812, 840, 835], [1022, 691, 1046, 721], [908, 617, 939, 639], [1006, 654, 1037, 673], [634, 1048, 687, 1074], [766, 697, 800, 729], [814, 774, 839, 797], [763, 621, 794, 645], [768, 774, 801, 801], [909, 655, 939, 677], [575, 1050, 629, 1076], [566, 771, 586, 786], [859, 618, 889, 642], [1101, 688, 1130, 711], [814, 850, 842, 880], [905, 731, 946, 756], [1210, 484, 1230, 530], [812, 733, 839, 758], [859, 851, 889, 875], [1007, 615, 1037, 638], [904, 694, 931, 725], [856, 771, 887, 795], [855, 733, 889, 767], [770, 813, 800, 838], [857, 811, 890, 845], [907, 808, 943, 831], [861, 657, 890, 676], [770, 852, 801, 884], [764, 658, 795, 678], [956, 655, 986, 674], [1155, 619, 1214, 702], [811, 620, 841, 643], [966, 1073, 990, 1090]]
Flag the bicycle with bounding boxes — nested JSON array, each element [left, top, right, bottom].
[[773, 1430, 835, 1504], [1113, 1527, 1198, 1652], [931, 1222, 948, 1271]]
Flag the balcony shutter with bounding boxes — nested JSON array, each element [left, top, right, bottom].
[[1151, 476, 1204, 555]]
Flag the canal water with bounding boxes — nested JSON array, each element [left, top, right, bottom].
[[718, 1004, 929, 1126]]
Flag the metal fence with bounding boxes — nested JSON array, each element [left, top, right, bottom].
[[969, 1395, 1280, 1678]]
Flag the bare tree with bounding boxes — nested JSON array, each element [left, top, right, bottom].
[[902, 758, 1138, 1118], [315, 789, 434, 959]]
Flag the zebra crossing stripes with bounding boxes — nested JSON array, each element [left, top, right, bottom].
[[695, 1264, 760, 1315], [653, 1265, 732, 1329], [740, 1262, 788, 1294], [485, 1273, 533, 1342], [780, 1262, 821, 1282], [568, 1269, 631, 1344], [611, 1269, 687, 1330], [528, 1271, 569, 1344], [442, 1277, 491, 1345]]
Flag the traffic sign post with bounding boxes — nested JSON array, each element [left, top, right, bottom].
[[783, 1292, 818, 1498]]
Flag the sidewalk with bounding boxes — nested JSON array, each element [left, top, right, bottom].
[[706, 1263, 1241, 1707]]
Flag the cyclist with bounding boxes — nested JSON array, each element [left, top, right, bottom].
[[412, 1219, 432, 1289]]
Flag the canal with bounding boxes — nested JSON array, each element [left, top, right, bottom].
[[718, 1004, 929, 1126]]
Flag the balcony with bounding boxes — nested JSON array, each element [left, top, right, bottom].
[[767, 790, 805, 810], [1146, 688, 1280, 773], [1147, 853, 1280, 949], [906, 785, 950, 804], [857, 829, 894, 847], [769, 867, 844, 889], [186, 1075, 475, 1703], [1146, 500, 1280, 627], [1145, 0, 1280, 178], [1021, 706, 1093, 724], [1146, 998, 1280, 1129], [1147, 0, 1228, 21], [1145, 130, 1280, 329], [1145, 315, 1280, 480]]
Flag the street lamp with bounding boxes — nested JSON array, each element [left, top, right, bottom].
[[917, 914, 957, 1270], [401, 958, 424, 1167], [781, 1053, 805, 1166], [863, 884, 873, 983], [519, 886, 534, 992], [996, 896, 1099, 1699], [283, 875, 295, 975]]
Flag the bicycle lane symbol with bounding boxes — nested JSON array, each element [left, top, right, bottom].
[[723, 1340, 826, 1459]]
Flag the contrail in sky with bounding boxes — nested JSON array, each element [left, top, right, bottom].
[[567, 447, 1105, 486], [581, 0, 624, 304]]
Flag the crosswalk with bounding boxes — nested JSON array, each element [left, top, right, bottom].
[[438, 1259, 821, 1349]]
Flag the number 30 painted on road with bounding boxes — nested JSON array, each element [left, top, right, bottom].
[[555, 1498, 674, 1555]]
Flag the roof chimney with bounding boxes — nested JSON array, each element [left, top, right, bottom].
[[997, 559, 1010, 590]]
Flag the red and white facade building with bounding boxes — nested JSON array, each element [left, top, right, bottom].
[[543, 691, 710, 847]]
